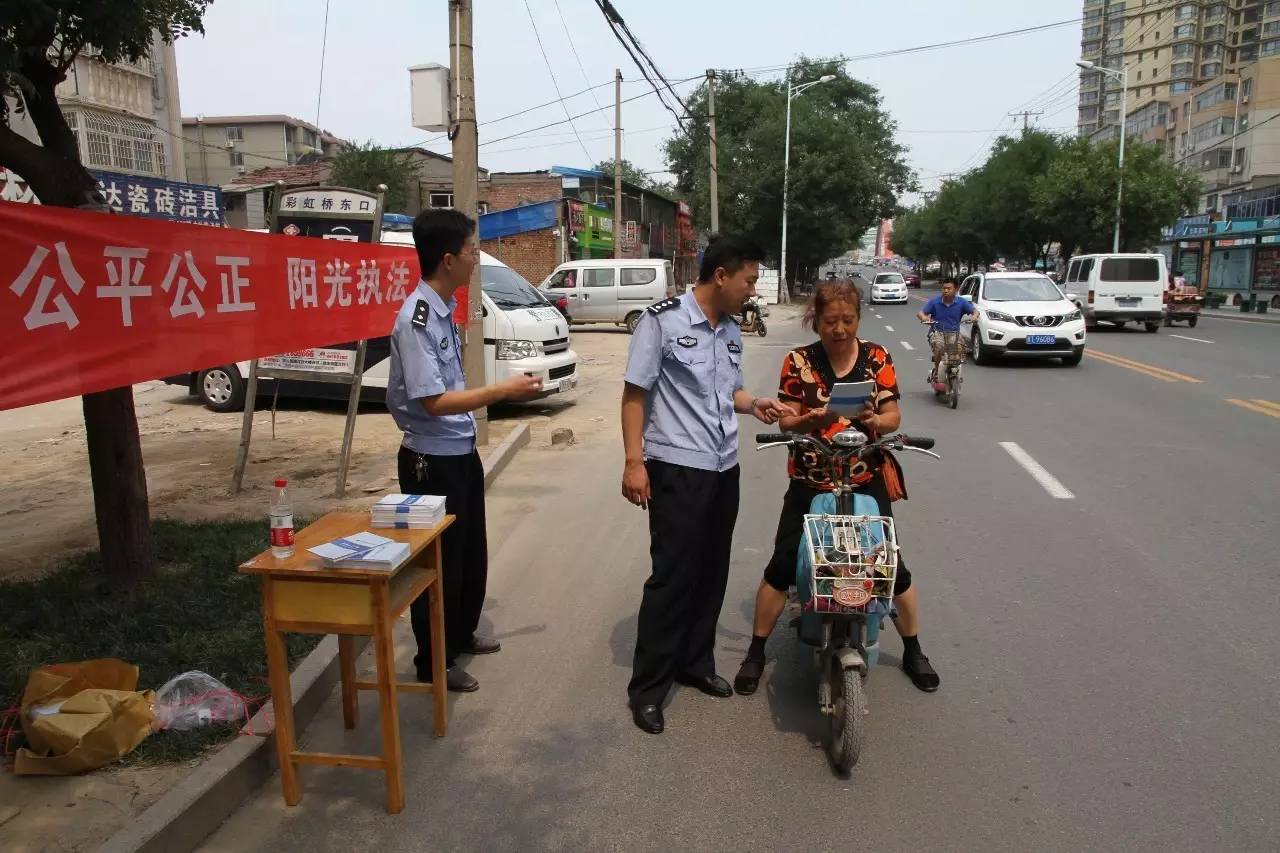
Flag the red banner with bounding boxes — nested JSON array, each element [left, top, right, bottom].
[[0, 201, 468, 411]]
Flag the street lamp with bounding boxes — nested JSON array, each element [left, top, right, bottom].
[[1078, 59, 1128, 252], [780, 73, 837, 303]]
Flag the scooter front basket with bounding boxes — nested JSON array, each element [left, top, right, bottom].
[[798, 513, 899, 616]]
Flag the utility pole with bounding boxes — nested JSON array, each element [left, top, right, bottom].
[[614, 68, 623, 260], [707, 68, 719, 234], [1008, 109, 1044, 132], [449, 0, 487, 443]]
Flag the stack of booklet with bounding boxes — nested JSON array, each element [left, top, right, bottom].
[[371, 494, 447, 529], [307, 532, 411, 571]]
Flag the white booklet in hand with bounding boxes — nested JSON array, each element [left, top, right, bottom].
[[829, 380, 876, 419]]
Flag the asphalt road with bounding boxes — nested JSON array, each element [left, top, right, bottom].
[[203, 273, 1279, 852]]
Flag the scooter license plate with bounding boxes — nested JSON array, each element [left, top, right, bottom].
[[1026, 334, 1056, 345]]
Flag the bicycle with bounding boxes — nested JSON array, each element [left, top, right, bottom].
[[755, 429, 939, 773], [924, 321, 964, 410]]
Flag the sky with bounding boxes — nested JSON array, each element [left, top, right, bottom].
[[175, 0, 1084, 205]]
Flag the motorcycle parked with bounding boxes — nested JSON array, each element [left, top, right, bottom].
[[738, 296, 768, 337], [756, 429, 939, 773]]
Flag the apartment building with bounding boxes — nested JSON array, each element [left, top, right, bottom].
[[1079, 1, 1280, 214], [6, 33, 185, 182], [181, 115, 347, 187], [1078, 0, 1274, 140]]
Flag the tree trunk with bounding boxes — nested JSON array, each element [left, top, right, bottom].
[[82, 389, 155, 582], [1, 59, 155, 582]]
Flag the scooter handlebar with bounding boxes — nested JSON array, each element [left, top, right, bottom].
[[900, 435, 936, 450], [755, 433, 791, 444]]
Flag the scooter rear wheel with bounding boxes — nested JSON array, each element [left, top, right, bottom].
[[827, 657, 865, 774]]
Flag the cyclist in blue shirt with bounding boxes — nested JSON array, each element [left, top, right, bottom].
[[917, 278, 975, 383]]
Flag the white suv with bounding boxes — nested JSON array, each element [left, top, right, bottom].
[[958, 272, 1086, 366], [869, 272, 909, 304]]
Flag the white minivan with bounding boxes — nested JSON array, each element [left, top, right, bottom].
[[168, 240, 578, 411], [1061, 253, 1167, 333], [539, 258, 676, 333]]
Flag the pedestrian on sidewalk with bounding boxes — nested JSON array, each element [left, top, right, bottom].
[[620, 234, 794, 735], [387, 208, 543, 693]]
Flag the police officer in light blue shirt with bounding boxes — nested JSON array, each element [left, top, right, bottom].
[[387, 209, 542, 694], [620, 235, 793, 735]]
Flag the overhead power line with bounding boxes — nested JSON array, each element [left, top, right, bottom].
[[522, 0, 593, 161], [553, 0, 612, 133], [709, 17, 1084, 79], [592, 0, 690, 132]]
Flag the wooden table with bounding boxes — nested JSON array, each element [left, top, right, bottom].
[[240, 510, 454, 814]]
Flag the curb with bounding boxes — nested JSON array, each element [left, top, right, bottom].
[[98, 424, 531, 853], [482, 423, 531, 489], [1200, 309, 1280, 325]]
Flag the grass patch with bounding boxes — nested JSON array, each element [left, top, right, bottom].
[[0, 518, 320, 764]]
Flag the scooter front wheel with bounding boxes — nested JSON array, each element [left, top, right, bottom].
[[827, 657, 865, 774]]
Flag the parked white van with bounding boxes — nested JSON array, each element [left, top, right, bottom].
[[167, 239, 578, 411], [538, 258, 676, 333], [1061, 253, 1167, 333]]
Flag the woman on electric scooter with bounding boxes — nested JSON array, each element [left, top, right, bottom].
[[733, 280, 941, 695]]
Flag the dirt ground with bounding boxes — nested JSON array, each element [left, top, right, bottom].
[[0, 326, 634, 852], [0, 328, 631, 582]]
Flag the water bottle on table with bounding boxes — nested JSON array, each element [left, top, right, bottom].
[[270, 478, 294, 559]]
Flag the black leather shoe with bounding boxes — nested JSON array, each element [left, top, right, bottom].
[[676, 673, 733, 698], [902, 653, 940, 693], [733, 658, 764, 696], [445, 667, 479, 692], [464, 636, 501, 655], [631, 704, 664, 734]]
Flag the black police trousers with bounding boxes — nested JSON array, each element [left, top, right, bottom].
[[398, 446, 488, 670], [628, 459, 740, 708]]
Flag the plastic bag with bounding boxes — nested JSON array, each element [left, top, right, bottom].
[[153, 671, 249, 731]]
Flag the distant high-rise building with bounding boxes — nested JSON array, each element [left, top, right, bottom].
[[1078, 0, 1280, 213], [1077, 0, 1267, 140]]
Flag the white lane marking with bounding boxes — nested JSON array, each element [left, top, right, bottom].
[[884, 325, 895, 332], [998, 441, 1075, 500], [1169, 334, 1215, 344], [874, 314, 883, 319], [900, 340, 914, 350]]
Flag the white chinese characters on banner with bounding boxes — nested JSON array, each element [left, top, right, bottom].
[[287, 258, 319, 309], [98, 247, 152, 327], [323, 259, 353, 308], [356, 260, 382, 305], [8, 243, 412, 336], [9, 242, 85, 330], [160, 251, 208, 319], [384, 261, 411, 303], [215, 256, 255, 313]]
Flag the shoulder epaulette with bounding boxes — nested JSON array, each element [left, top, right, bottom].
[[647, 297, 680, 314], [411, 299, 429, 329]]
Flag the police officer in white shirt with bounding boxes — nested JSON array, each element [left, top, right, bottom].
[[620, 235, 793, 734], [387, 209, 542, 693]]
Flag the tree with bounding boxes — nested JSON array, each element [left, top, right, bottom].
[[663, 59, 914, 284], [1034, 136, 1200, 259], [1, 0, 211, 583], [591, 157, 652, 188], [330, 142, 417, 212]]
